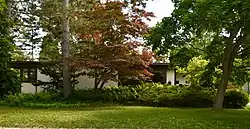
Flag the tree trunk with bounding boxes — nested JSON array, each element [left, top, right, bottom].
[[94, 78, 107, 89], [62, 0, 71, 98], [213, 63, 230, 109], [213, 35, 242, 109], [94, 78, 99, 89], [99, 81, 106, 89]]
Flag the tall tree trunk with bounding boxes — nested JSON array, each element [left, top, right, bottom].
[[213, 35, 242, 109], [213, 62, 230, 109], [62, 0, 71, 98]]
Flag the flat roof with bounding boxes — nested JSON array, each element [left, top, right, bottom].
[[9, 61, 169, 68]]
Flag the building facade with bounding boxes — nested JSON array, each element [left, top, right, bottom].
[[9, 61, 188, 93]]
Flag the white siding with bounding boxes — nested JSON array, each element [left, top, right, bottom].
[[37, 70, 51, 82], [75, 76, 95, 89], [21, 69, 118, 93], [105, 80, 118, 87], [21, 70, 49, 93], [166, 70, 175, 85], [21, 67, 190, 93], [175, 73, 188, 85], [21, 83, 43, 93], [242, 82, 250, 93]]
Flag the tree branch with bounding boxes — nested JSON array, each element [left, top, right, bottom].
[[188, 43, 209, 54]]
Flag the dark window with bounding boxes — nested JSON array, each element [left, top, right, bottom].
[[175, 80, 179, 84], [20, 68, 37, 82], [152, 72, 165, 84]]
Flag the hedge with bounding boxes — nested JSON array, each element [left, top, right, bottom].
[[2, 83, 249, 108]]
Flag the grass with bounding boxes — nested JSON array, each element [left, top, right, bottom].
[[0, 106, 250, 128]]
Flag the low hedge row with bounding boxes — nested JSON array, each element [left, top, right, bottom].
[[2, 83, 249, 108]]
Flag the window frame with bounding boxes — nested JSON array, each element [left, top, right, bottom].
[[20, 68, 37, 83]]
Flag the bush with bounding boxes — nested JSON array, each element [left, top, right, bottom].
[[0, 69, 21, 98], [70, 89, 102, 102], [223, 89, 249, 108], [137, 84, 215, 107], [16, 102, 119, 109], [4, 92, 62, 106], [2, 83, 248, 109], [70, 86, 138, 104]]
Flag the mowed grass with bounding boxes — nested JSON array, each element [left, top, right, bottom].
[[0, 106, 250, 129]]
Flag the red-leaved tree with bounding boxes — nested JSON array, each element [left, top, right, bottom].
[[71, 1, 154, 89]]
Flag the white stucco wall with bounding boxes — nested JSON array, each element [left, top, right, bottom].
[[74, 76, 118, 89], [37, 70, 51, 82], [22, 67, 188, 93], [21, 83, 43, 93], [166, 70, 175, 85], [21, 69, 118, 93], [175, 73, 188, 85], [242, 82, 250, 93], [75, 76, 95, 89], [21, 70, 49, 93]]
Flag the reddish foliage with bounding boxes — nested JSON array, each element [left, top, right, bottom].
[[71, 1, 154, 88]]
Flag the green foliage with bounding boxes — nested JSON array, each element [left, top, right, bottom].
[[2, 83, 248, 108], [4, 92, 62, 106], [1, 107, 250, 128], [0, 69, 21, 97], [11, 46, 31, 61], [39, 34, 61, 61], [0, 1, 12, 64], [230, 59, 250, 87], [37, 63, 84, 92], [136, 83, 215, 107], [9, 0, 42, 58], [224, 89, 249, 109], [146, 0, 250, 108], [70, 86, 138, 104], [0, 1, 20, 97], [177, 56, 209, 86]]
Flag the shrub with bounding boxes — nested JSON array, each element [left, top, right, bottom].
[[101, 86, 138, 103], [2, 83, 248, 109], [223, 89, 249, 108], [4, 92, 62, 106], [136, 83, 165, 106], [70, 86, 138, 104], [70, 89, 102, 102], [138, 84, 215, 107], [0, 69, 21, 98]]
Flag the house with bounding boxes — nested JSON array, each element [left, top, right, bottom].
[[9, 61, 188, 93]]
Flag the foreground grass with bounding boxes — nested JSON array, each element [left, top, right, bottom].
[[0, 106, 249, 128]]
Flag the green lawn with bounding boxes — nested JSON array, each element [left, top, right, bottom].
[[0, 106, 250, 129]]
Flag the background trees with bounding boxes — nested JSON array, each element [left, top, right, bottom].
[[35, 0, 154, 94], [0, 1, 20, 97], [146, 0, 250, 109]]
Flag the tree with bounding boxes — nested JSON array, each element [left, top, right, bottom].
[[39, 34, 61, 61], [39, 0, 154, 90], [71, 1, 154, 89], [0, 1, 20, 97], [177, 56, 209, 87], [230, 59, 250, 87], [61, 0, 71, 98], [7, 0, 42, 60], [146, 0, 250, 108]]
